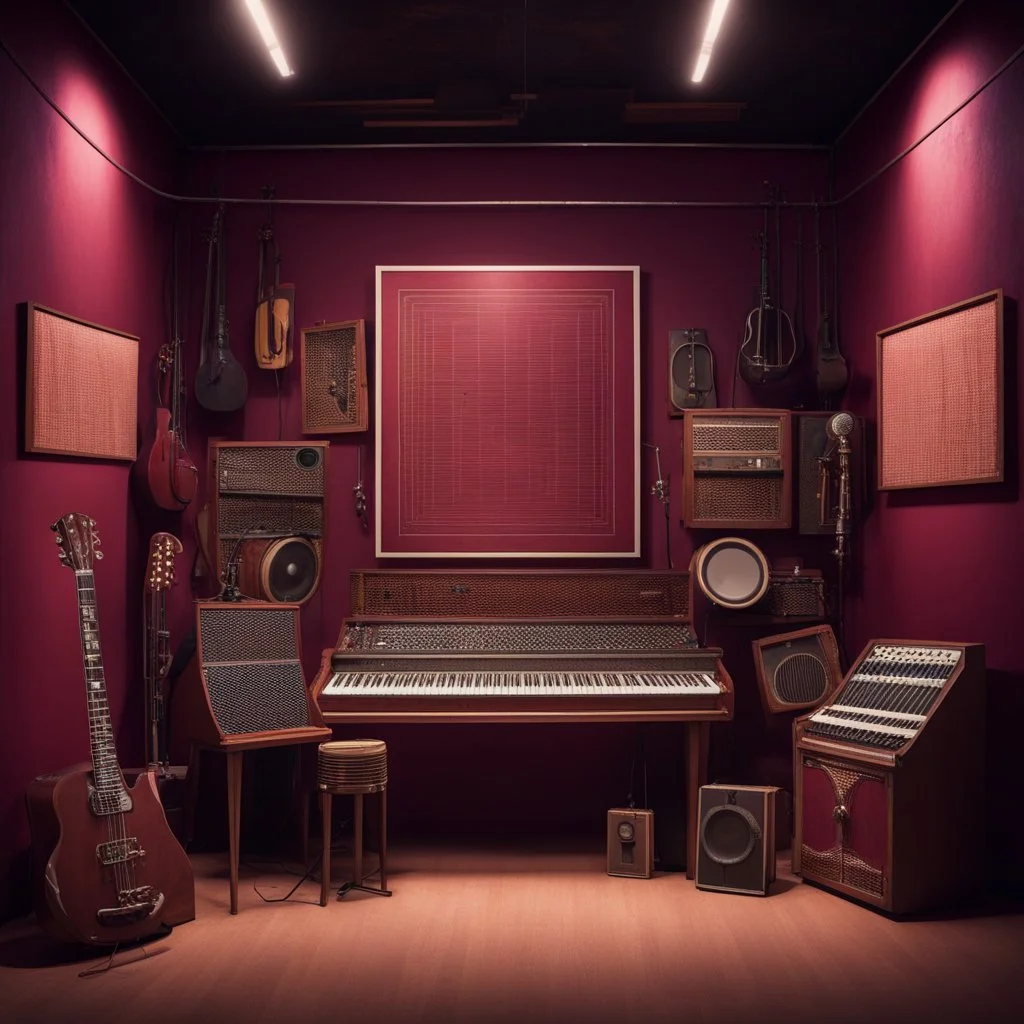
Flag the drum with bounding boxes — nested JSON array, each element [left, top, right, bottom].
[[691, 536, 770, 610]]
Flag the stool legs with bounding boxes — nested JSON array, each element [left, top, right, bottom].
[[378, 788, 388, 891], [319, 789, 332, 907]]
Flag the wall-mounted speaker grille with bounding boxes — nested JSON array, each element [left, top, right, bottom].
[[199, 605, 301, 663], [752, 625, 842, 715], [683, 409, 792, 529], [301, 319, 368, 434], [209, 441, 328, 604]]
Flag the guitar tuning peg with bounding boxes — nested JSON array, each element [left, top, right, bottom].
[[95, 550, 104, 560]]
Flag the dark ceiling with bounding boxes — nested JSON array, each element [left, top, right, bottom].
[[65, 0, 960, 149]]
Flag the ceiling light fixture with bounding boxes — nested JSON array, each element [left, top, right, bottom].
[[691, 0, 731, 83], [244, 0, 293, 77]]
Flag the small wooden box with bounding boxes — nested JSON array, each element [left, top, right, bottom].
[[607, 808, 654, 878]]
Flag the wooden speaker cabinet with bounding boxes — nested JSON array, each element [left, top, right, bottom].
[[682, 409, 791, 529], [794, 640, 985, 914], [752, 624, 842, 715], [607, 808, 654, 878], [300, 319, 368, 434], [696, 785, 777, 896], [208, 440, 328, 604]]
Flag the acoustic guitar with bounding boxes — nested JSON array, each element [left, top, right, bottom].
[[196, 204, 248, 413], [26, 513, 194, 945], [143, 338, 198, 510]]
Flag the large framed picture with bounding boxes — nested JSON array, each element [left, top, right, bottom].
[[877, 290, 1003, 491], [25, 303, 138, 461], [375, 265, 641, 558]]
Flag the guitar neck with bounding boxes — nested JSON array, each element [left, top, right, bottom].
[[75, 571, 126, 803]]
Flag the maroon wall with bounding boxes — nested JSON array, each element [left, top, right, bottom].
[[834, 0, 1024, 891], [0, 1, 183, 920]]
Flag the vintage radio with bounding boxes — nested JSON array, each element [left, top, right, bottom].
[[607, 808, 654, 878], [759, 570, 827, 619], [752, 624, 842, 715], [797, 412, 866, 536], [208, 440, 328, 604], [696, 785, 777, 896], [682, 409, 791, 528], [300, 319, 368, 434], [794, 640, 985, 914]]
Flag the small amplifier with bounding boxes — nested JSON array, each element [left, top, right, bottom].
[[696, 785, 778, 896], [682, 409, 792, 529], [607, 808, 654, 878]]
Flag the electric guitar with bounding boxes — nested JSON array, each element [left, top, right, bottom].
[[26, 513, 194, 945], [144, 532, 182, 770], [196, 204, 248, 413]]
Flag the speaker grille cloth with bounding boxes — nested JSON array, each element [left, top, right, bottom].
[[342, 620, 697, 651], [702, 806, 758, 864], [201, 662, 312, 734], [217, 446, 324, 495], [761, 576, 825, 617], [199, 606, 300, 663], [265, 539, 318, 602], [880, 297, 1000, 488], [350, 572, 690, 618], [303, 323, 365, 430], [693, 476, 782, 522], [692, 419, 780, 452], [216, 497, 323, 538], [775, 652, 829, 704], [27, 306, 138, 460]]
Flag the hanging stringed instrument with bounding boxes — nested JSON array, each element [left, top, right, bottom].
[[254, 218, 295, 371], [144, 532, 182, 771], [196, 204, 248, 413], [738, 194, 799, 387], [142, 234, 198, 509], [26, 513, 194, 945], [814, 203, 849, 400]]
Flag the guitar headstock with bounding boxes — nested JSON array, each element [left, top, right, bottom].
[[146, 532, 183, 593], [52, 513, 102, 572]]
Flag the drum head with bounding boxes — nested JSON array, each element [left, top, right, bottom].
[[692, 537, 769, 610]]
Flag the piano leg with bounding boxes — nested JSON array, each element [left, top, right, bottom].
[[226, 750, 244, 915], [685, 721, 711, 880]]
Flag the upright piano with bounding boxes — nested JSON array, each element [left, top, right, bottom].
[[310, 570, 733, 876]]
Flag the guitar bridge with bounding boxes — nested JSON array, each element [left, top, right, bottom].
[[96, 837, 143, 866], [96, 886, 164, 927]]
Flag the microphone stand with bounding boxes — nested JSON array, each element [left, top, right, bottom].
[[642, 443, 672, 569], [832, 431, 852, 666], [218, 526, 256, 602]]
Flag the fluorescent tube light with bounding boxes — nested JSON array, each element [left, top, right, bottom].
[[244, 0, 293, 77], [691, 0, 731, 83]]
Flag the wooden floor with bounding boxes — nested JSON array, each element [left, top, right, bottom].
[[2, 842, 1021, 1024]]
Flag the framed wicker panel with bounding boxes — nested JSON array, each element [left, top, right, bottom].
[[300, 319, 368, 434], [375, 266, 640, 558], [877, 290, 1003, 490], [25, 303, 138, 460]]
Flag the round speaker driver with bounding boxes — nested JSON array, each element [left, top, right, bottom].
[[700, 804, 761, 866], [693, 537, 770, 610], [260, 537, 319, 603]]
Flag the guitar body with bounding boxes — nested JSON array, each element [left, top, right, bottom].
[[195, 352, 248, 413], [815, 323, 849, 398], [27, 765, 195, 946], [144, 407, 199, 510]]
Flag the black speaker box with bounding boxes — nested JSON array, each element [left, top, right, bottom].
[[696, 785, 778, 896]]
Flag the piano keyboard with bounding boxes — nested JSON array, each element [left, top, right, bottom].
[[805, 644, 962, 750], [324, 669, 720, 697]]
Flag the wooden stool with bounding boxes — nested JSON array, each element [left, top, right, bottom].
[[318, 740, 391, 903]]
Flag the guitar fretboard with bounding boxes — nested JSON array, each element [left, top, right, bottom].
[[76, 571, 129, 814]]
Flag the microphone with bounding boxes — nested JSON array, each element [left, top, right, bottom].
[[827, 411, 855, 440]]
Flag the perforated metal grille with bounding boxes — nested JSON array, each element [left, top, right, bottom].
[[216, 497, 323, 539], [216, 444, 325, 496], [341, 620, 698, 652], [774, 653, 829, 704], [761, 575, 826, 617], [692, 476, 782, 522], [303, 322, 367, 431], [350, 572, 691, 618], [199, 605, 300, 663], [202, 662, 312, 734], [692, 419, 781, 453]]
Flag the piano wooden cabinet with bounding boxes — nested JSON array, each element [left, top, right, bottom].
[[310, 571, 734, 878]]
